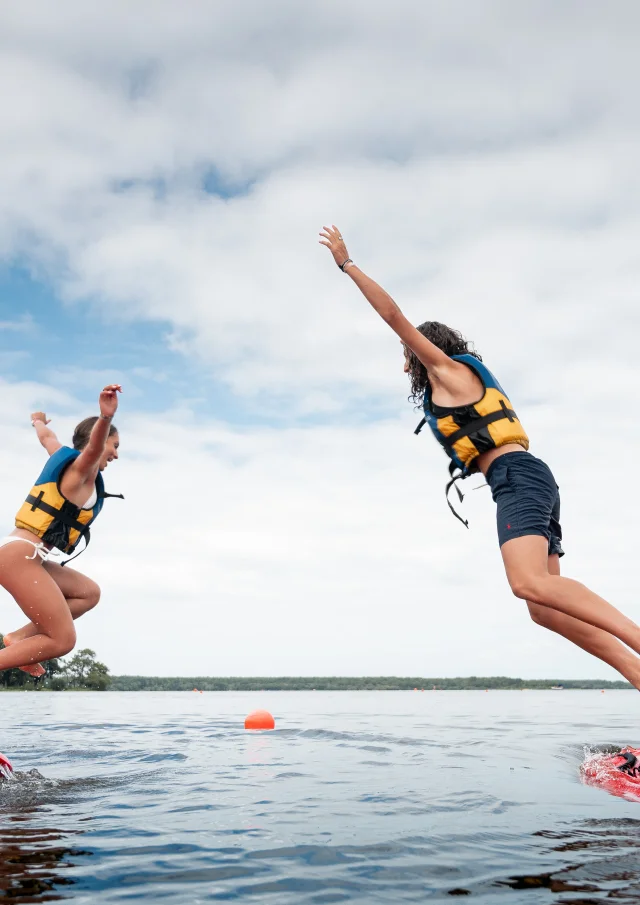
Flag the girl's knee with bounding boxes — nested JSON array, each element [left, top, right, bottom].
[[510, 578, 538, 602], [86, 580, 101, 611], [509, 574, 549, 604], [527, 602, 551, 627], [54, 625, 77, 657]]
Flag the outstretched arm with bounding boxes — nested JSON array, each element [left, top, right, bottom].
[[319, 225, 452, 377], [31, 412, 62, 456], [73, 385, 122, 478]]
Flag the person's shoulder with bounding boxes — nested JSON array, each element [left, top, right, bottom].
[[33, 445, 77, 483], [50, 445, 78, 461], [47, 446, 80, 471]]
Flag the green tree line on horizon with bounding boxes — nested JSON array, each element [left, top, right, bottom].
[[0, 636, 630, 691], [0, 635, 111, 691], [107, 674, 632, 691]]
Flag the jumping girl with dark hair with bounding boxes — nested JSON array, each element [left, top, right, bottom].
[[320, 225, 640, 688], [0, 384, 123, 677]]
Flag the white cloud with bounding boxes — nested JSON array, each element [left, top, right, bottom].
[[0, 380, 638, 679], [0, 1, 638, 676], [0, 314, 34, 332]]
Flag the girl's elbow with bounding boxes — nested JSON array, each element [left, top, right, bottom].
[[385, 309, 403, 332]]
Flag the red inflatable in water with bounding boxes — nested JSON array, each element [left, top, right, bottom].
[[0, 752, 13, 780], [581, 747, 640, 801]]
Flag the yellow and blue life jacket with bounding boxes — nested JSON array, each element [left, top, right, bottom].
[[414, 353, 529, 526], [15, 446, 123, 556]]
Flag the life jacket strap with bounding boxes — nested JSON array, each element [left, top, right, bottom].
[[61, 533, 91, 567], [416, 399, 518, 528], [25, 494, 89, 535], [445, 464, 469, 529], [442, 400, 517, 449], [61, 490, 122, 565]]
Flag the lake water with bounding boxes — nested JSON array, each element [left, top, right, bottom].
[[1, 690, 640, 903]]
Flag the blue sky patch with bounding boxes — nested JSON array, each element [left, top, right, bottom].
[[0, 265, 398, 428]]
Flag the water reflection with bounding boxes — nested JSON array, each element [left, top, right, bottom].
[[497, 819, 640, 901], [0, 814, 88, 902]]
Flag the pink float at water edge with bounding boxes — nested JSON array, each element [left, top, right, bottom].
[[0, 752, 13, 779], [581, 747, 640, 802]]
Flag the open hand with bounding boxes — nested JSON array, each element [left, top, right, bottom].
[[99, 384, 122, 419], [319, 225, 352, 269], [31, 411, 50, 425]]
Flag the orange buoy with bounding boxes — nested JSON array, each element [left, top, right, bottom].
[[245, 709, 275, 730]]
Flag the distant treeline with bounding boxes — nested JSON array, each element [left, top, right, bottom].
[[108, 675, 632, 691], [2, 636, 630, 692], [0, 637, 111, 691]]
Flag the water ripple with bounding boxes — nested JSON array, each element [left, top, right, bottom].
[[2, 690, 640, 902]]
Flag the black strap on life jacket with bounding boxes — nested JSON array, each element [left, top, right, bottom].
[[24, 488, 124, 565], [441, 400, 517, 449], [61, 535, 92, 566], [415, 399, 516, 442], [415, 399, 518, 528], [26, 493, 89, 534], [61, 490, 124, 566], [445, 462, 469, 529], [414, 421, 470, 527]]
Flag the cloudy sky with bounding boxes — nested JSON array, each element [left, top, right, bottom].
[[0, 0, 638, 678]]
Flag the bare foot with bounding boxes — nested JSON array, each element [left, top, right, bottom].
[[2, 633, 46, 678]]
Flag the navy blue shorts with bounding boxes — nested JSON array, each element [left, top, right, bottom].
[[485, 451, 564, 557]]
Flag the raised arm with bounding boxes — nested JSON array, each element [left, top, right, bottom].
[[31, 412, 62, 456], [319, 225, 452, 377], [73, 385, 122, 479]]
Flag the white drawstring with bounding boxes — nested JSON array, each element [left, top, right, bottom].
[[0, 537, 63, 562], [25, 542, 63, 562], [24, 542, 49, 561]]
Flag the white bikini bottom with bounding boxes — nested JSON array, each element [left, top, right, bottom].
[[0, 536, 61, 562]]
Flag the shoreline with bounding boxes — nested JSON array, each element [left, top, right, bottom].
[[1, 677, 632, 692]]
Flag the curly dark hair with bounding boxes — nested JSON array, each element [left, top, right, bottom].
[[406, 321, 482, 406]]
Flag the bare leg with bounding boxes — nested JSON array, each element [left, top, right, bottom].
[[4, 563, 100, 644], [527, 554, 640, 689], [504, 535, 640, 656], [1, 637, 45, 677], [0, 542, 76, 671]]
